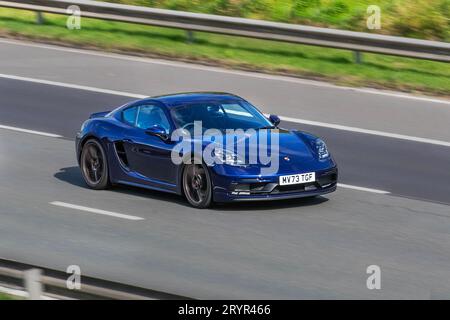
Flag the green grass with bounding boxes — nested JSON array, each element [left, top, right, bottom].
[[0, 8, 449, 96], [104, 0, 450, 41], [0, 292, 18, 300]]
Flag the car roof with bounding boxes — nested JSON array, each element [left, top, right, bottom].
[[141, 92, 244, 107]]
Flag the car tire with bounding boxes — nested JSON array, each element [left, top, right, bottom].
[[182, 163, 213, 209], [80, 139, 110, 190]]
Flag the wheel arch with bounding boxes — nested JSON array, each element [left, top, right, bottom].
[[78, 134, 101, 163]]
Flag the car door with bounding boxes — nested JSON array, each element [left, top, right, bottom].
[[121, 104, 177, 185]]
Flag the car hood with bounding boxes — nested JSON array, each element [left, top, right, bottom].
[[194, 128, 334, 174]]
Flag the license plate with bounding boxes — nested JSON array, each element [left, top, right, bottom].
[[279, 172, 316, 186]]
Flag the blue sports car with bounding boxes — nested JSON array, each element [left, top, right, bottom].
[[76, 92, 337, 208]]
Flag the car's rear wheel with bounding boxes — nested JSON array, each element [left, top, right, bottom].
[[182, 163, 212, 208], [80, 139, 110, 190]]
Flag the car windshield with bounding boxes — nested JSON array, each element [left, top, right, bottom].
[[170, 100, 273, 131]]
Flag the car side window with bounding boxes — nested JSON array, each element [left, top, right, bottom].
[[136, 105, 171, 132], [122, 107, 137, 126]]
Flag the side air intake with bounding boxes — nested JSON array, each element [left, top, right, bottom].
[[114, 141, 129, 168]]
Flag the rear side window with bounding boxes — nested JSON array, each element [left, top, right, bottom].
[[122, 107, 137, 126], [121, 105, 171, 132], [136, 105, 171, 132]]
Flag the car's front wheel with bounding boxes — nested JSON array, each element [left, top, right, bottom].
[[182, 163, 213, 208], [80, 139, 110, 190]]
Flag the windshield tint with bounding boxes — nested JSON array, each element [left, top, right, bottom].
[[170, 101, 272, 131]]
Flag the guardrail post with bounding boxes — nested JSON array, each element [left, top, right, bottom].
[[353, 51, 363, 64], [24, 268, 42, 300], [186, 30, 195, 43], [36, 11, 44, 24]]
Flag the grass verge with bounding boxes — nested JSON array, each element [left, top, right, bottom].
[[103, 0, 450, 42], [0, 292, 18, 300], [0, 8, 449, 96]]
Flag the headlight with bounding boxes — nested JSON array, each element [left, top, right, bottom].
[[213, 148, 245, 166], [315, 138, 330, 160]]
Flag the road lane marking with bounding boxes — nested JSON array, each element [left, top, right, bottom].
[[337, 183, 390, 194], [1, 38, 449, 105], [1, 121, 392, 196], [49, 201, 144, 221], [0, 124, 62, 138], [0, 73, 147, 99], [1, 72, 449, 147], [275, 115, 450, 148]]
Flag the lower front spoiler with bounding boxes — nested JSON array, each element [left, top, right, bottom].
[[214, 183, 337, 202]]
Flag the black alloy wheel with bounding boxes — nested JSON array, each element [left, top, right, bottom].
[[182, 163, 213, 208], [80, 139, 110, 189]]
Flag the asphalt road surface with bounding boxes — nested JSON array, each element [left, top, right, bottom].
[[1, 77, 449, 204], [0, 38, 449, 299]]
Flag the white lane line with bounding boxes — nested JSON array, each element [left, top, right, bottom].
[[0, 74, 450, 147], [0, 121, 390, 195], [1, 72, 449, 147], [0, 73, 147, 99], [277, 115, 450, 148], [1, 38, 449, 105], [0, 124, 62, 138], [49, 201, 144, 221], [337, 183, 390, 194]]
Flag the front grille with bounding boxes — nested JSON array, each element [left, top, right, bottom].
[[272, 182, 318, 194], [230, 168, 337, 196], [231, 182, 277, 194]]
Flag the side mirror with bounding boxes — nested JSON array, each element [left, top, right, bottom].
[[269, 114, 280, 127], [145, 125, 169, 141]]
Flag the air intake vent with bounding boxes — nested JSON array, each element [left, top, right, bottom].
[[114, 142, 129, 168]]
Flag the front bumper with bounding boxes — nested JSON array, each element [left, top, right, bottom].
[[212, 166, 338, 202]]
